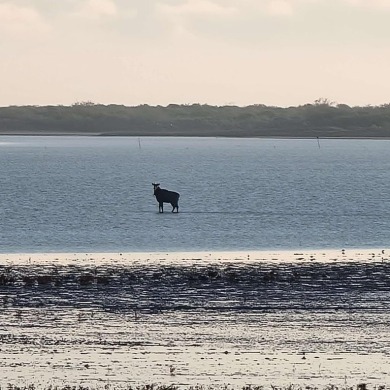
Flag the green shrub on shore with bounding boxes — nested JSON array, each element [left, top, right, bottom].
[[1, 102, 390, 138]]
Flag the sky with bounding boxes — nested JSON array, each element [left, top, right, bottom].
[[1, 0, 390, 107]]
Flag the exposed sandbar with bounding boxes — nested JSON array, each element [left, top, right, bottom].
[[0, 248, 388, 266]]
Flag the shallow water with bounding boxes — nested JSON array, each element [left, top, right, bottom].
[[1, 136, 390, 387], [1, 136, 390, 252], [1, 253, 390, 387]]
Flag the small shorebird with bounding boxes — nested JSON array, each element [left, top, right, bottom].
[[169, 365, 176, 375]]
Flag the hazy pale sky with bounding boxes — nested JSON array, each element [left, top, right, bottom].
[[1, 0, 390, 107]]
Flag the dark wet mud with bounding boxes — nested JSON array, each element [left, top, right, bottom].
[[0, 261, 389, 387]]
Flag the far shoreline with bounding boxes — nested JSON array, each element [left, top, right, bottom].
[[1, 133, 390, 140], [1, 103, 390, 138]]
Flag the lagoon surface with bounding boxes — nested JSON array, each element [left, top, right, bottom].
[[1, 136, 390, 388], [0, 136, 389, 253]]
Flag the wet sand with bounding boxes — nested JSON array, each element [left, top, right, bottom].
[[0, 248, 389, 388], [1, 248, 388, 266]]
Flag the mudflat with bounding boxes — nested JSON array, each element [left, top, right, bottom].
[[0, 249, 389, 388]]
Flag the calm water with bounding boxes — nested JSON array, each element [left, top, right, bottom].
[[1, 136, 389, 252], [1, 136, 390, 387]]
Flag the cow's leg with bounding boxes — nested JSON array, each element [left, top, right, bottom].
[[171, 203, 179, 213], [159, 202, 164, 213]]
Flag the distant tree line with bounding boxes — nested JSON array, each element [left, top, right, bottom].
[[1, 99, 390, 138]]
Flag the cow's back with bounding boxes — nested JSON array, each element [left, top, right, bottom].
[[155, 188, 179, 202]]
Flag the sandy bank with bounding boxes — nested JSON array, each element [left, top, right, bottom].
[[0, 248, 388, 266]]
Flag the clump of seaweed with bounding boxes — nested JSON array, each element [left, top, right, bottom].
[[1, 261, 390, 314]]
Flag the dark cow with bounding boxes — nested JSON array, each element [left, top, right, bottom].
[[152, 183, 180, 213]]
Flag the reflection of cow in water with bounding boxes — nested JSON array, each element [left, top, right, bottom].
[[152, 183, 180, 213]]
